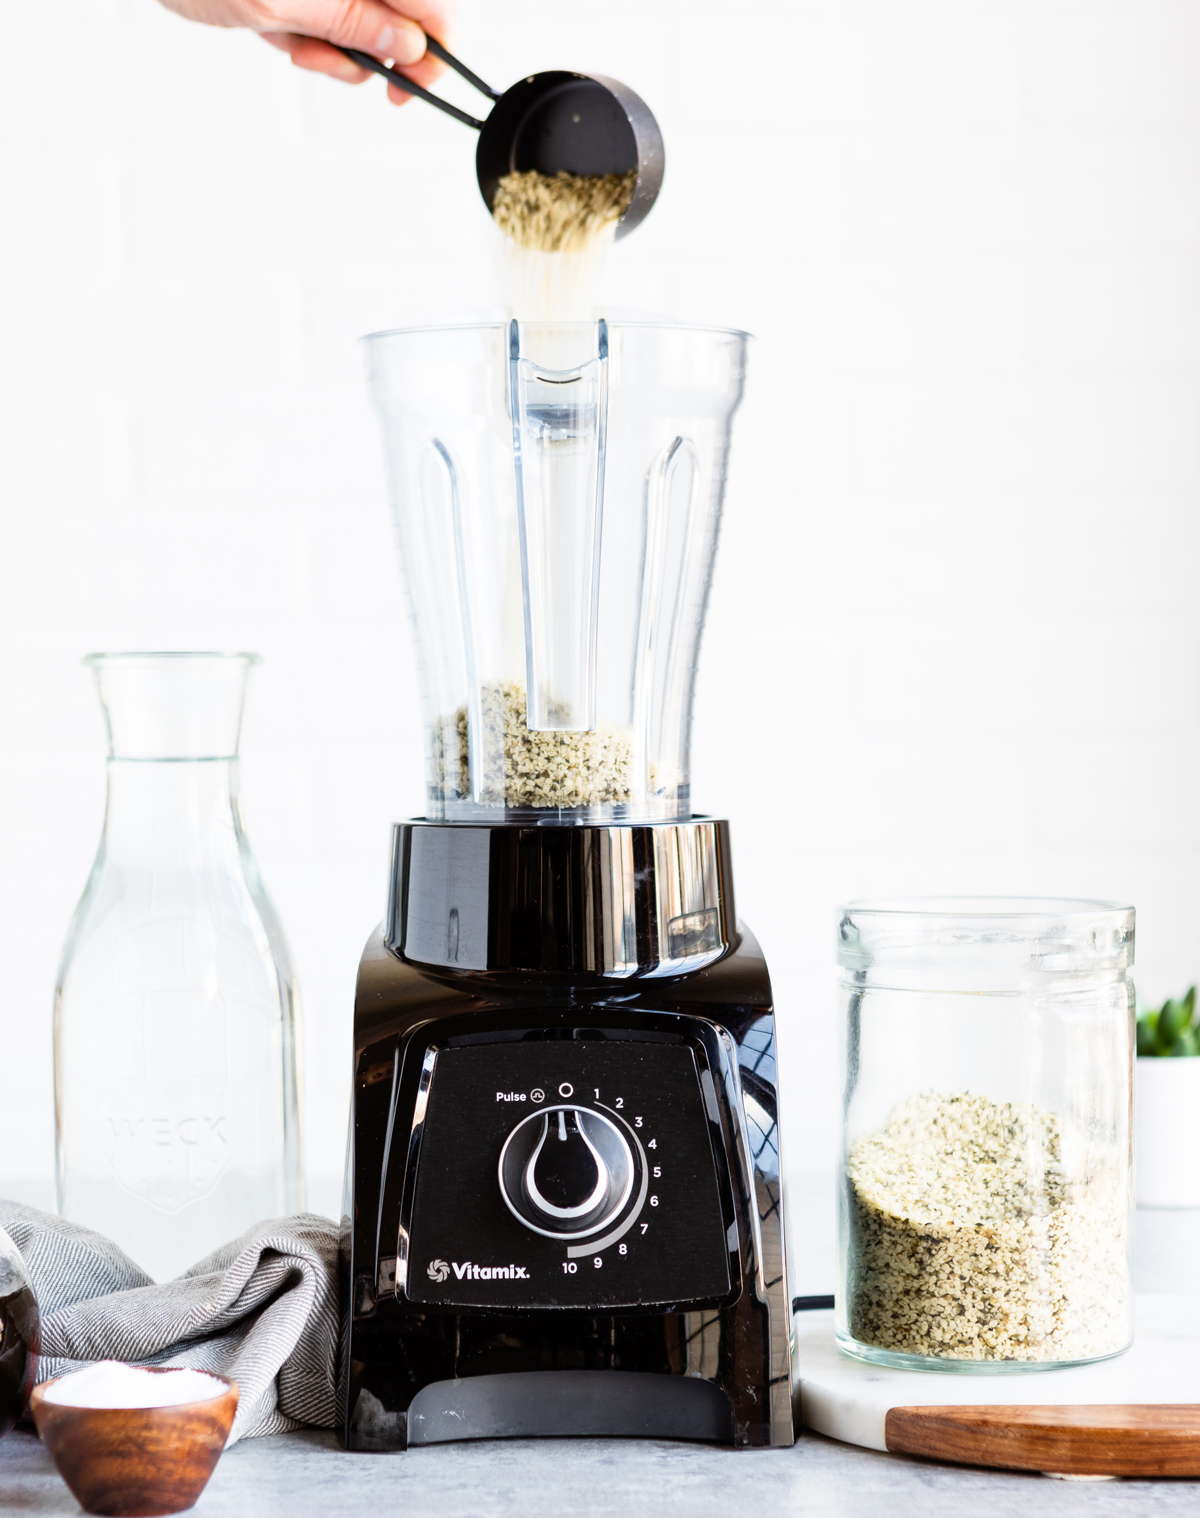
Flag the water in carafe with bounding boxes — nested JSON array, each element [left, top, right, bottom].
[[54, 654, 303, 1282]]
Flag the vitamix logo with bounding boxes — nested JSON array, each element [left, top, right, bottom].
[[429, 1259, 530, 1282]]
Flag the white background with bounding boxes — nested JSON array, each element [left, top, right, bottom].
[[2, 0, 1199, 1292]]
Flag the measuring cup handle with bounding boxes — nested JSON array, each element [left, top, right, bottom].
[[334, 40, 497, 130], [423, 37, 501, 102]]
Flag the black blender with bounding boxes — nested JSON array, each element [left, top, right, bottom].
[[338, 59, 792, 1449], [339, 313, 794, 1451]]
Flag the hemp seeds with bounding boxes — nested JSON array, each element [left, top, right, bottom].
[[493, 170, 638, 254], [493, 169, 638, 323], [440, 680, 634, 810], [846, 1091, 1128, 1364]]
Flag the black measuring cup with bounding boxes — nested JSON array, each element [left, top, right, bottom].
[[337, 37, 664, 237]]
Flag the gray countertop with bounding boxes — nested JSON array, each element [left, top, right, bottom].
[[3, 1423, 1199, 1517], [3, 1199, 1197, 1515]]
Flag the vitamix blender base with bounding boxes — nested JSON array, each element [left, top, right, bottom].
[[340, 318, 792, 1449], [340, 818, 792, 1449]]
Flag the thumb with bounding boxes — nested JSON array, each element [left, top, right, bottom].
[[260, 1, 427, 65]]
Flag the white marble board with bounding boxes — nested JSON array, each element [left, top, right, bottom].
[[794, 1295, 1200, 1454]]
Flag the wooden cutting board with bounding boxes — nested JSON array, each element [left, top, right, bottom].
[[793, 1296, 1200, 1478]]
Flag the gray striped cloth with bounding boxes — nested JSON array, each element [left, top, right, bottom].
[[0, 1203, 339, 1444]]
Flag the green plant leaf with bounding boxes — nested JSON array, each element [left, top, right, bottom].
[[1135, 990, 1200, 1055], [1136, 1017, 1159, 1057], [1169, 1029, 1200, 1057], [1160, 999, 1188, 1044]]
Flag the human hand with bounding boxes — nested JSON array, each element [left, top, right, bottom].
[[156, 1, 455, 103]]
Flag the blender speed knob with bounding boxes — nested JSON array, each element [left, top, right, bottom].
[[499, 1106, 635, 1239]]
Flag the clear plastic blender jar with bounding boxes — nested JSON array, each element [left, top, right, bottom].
[[365, 319, 748, 822]]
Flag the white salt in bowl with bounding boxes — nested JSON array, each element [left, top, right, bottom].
[[31, 1361, 238, 1517]]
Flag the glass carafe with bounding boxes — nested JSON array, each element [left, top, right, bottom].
[[54, 653, 303, 1282], [366, 319, 748, 822]]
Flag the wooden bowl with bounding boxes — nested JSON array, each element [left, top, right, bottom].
[[30, 1369, 238, 1517]]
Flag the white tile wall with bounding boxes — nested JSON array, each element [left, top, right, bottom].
[[2, 0, 1199, 1294]]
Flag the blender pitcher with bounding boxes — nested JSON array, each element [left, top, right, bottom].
[[366, 319, 748, 822]]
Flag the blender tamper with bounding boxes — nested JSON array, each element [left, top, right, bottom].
[[333, 36, 664, 237]]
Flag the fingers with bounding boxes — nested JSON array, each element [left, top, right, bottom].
[[384, 52, 450, 105], [262, 32, 371, 80], [263, 32, 372, 81], [384, 0, 454, 47], [327, 0, 428, 63], [256, 1, 456, 91], [255, 0, 427, 62], [378, 1, 456, 107]]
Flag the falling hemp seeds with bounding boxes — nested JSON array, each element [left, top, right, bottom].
[[473, 175, 642, 797], [846, 1091, 1127, 1362], [493, 169, 638, 254], [493, 169, 637, 323]]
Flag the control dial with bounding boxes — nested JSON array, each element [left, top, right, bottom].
[[498, 1106, 636, 1239]]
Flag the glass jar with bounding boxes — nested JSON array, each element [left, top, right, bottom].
[[366, 319, 748, 824], [54, 654, 304, 1282], [837, 898, 1134, 1372]]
